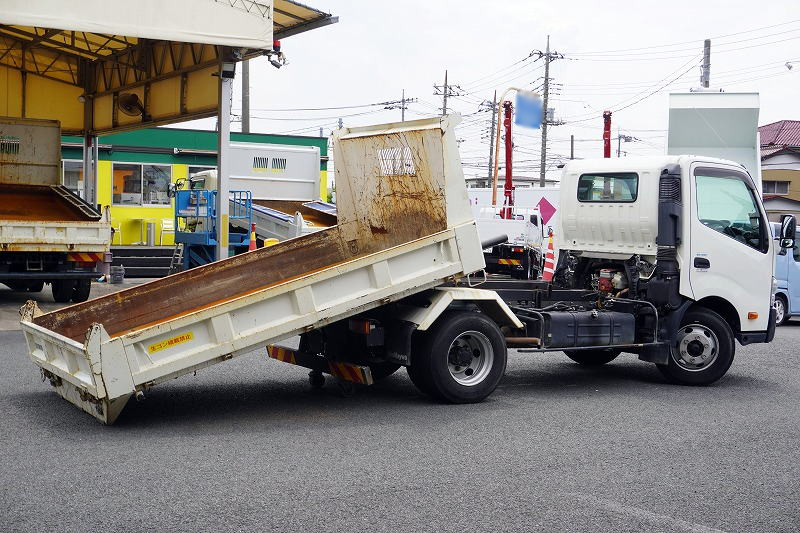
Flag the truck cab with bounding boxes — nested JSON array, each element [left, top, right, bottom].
[[553, 155, 794, 383]]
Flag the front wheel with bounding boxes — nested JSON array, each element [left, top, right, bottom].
[[410, 312, 507, 403], [564, 348, 621, 366], [658, 308, 735, 386], [774, 295, 788, 326]]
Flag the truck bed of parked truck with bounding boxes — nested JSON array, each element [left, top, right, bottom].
[[1, 118, 111, 303]]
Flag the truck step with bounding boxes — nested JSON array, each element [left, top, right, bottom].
[[118, 266, 171, 278]]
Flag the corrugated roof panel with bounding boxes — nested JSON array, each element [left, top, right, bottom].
[[760, 120, 800, 150]]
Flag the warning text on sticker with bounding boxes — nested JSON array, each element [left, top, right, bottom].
[[148, 332, 195, 354]]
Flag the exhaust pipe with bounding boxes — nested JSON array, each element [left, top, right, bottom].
[[481, 234, 509, 250]]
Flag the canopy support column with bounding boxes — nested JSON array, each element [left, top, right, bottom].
[[215, 61, 233, 261], [81, 135, 98, 206]]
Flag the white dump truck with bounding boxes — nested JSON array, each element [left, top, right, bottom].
[[19, 117, 794, 424], [1, 118, 111, 302]]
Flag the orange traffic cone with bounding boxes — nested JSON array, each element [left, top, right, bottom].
[[542, 233, 555, 282], [248, 223, 257, 251]]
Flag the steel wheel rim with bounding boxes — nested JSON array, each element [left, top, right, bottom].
[[672, 323, 719, 372], [774, 298, 785, 324], [447, 331, 494, 386]]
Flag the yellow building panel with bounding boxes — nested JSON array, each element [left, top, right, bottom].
[[320, 170, 328, 200], [25, 76, 83, 132], [149, 78, 181, 120], [0, 66, 23, 117], [93, 94, 114, 132], [185, 66, 219, 114]]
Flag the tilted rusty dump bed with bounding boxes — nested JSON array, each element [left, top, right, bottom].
[[20, 116, 485, 423], [0, 117, 110, 253], [0, 185, 98, 222]]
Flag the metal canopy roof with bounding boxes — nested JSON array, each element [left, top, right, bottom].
[[0, 0, 336, 135]]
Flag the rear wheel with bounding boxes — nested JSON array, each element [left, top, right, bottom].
[[658, 308, 735, 386], [410, 312, 507, 403], [51, 280, 75, 303], [564, 348, 621, 366], [71, 279, 91, 303], [774, 295, 788, 326]]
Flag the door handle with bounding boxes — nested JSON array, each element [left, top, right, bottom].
[[694, 257, 710, 268]]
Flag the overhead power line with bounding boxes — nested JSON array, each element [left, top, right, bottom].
[[569, 19, 800, 56]]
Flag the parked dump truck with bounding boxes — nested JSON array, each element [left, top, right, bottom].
[[1, 118, 111, 302], [20, 117, 794, 424], [21, 116, 513, 423]]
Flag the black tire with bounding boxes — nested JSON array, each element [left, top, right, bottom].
[[411, 311, 507, 403], [774, 295, 788, 326], [71, 279, 91, 303], [368, 362, 401, 381], [51, 280, 75, 303], [25, 280, 44, 293], [564, 348, 621, 366], [658, 307, 735, 386]]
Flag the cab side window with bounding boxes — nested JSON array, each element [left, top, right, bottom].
[[694, 168, 766, 253], [577, 173, 638, 202], [793, 241, 800, 262]]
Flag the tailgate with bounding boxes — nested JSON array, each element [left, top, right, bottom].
[[0, 219, 111, 252], [20, 302, 133, 424]]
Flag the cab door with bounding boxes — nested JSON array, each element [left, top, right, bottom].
[[688, 164, 772, 331]]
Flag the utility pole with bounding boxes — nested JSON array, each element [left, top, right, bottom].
[[487, 90, 497, 183], [617, 128, 621, 157], [401, 89, 406, 122], [570, 134, 574, 160], [241, 60, 250, 133], [701, 39, 711, 88], [442, 70, 448, 116], [539, 36, 556, 187], [433, 70, 462, 116]]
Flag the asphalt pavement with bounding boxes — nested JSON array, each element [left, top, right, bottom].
[[1, 322, 799, 532]]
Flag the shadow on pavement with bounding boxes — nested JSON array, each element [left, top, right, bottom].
[[8, 351, 778, 434]]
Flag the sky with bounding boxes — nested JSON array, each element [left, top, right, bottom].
[[186, 0, 800, 183]]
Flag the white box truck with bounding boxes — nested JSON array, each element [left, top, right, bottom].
[[186, 142, 336, 242], [19, 117, 794, 424]]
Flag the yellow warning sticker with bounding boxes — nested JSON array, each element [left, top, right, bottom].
[[148, 331, 194, 354]]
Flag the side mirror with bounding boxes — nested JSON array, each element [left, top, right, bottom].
[[780, 214, 796, 249], [530, 215, 539, 226]]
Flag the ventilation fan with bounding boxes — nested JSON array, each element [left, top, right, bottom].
[[118, 93, 147, 119]]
